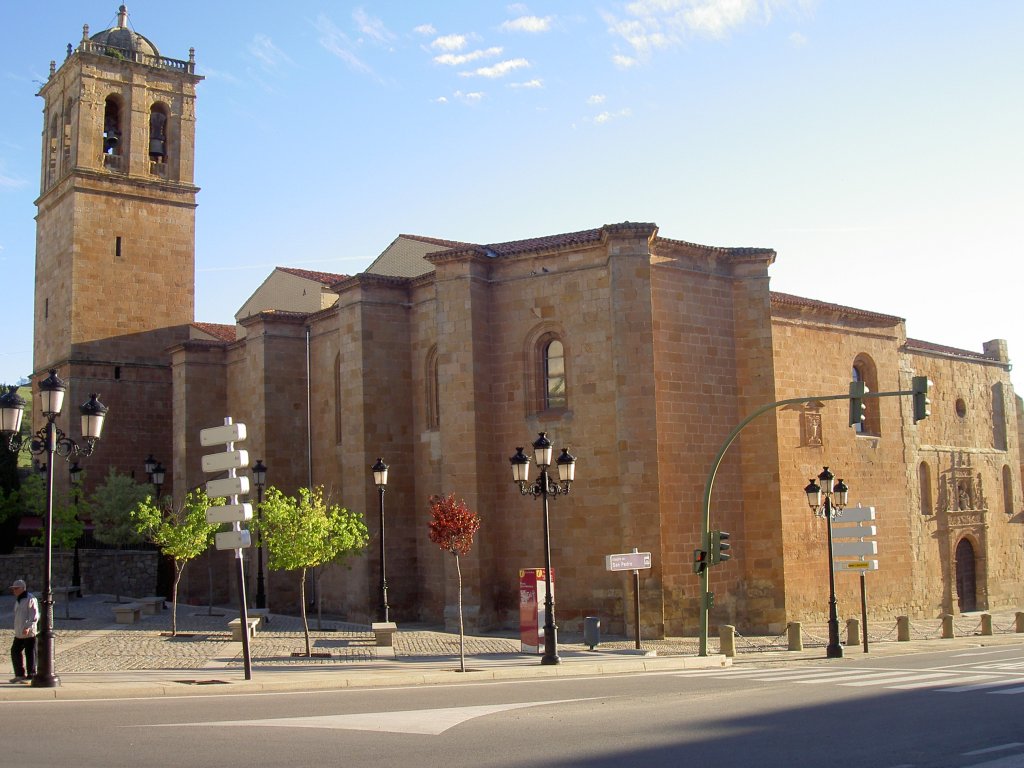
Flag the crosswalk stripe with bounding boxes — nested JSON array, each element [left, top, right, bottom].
[[887, 675, 999, 690], [989, 685, 1024, 695], [841, 672, 954, 687], [941, 680, 1024, 693]]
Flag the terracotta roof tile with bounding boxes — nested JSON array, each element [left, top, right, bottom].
[[905, 338, 993, 361], [277, 266, 349, 285], [192, 322, 236, 342], [770, 291, 903, 323]]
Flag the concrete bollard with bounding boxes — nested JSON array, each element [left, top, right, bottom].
[[941, 614, 954, 639], [980, 613, 993, 636], [846, 617, 860, 647], [719, 624, 736, 657], [787, 621, 803, 651], [897, 615, 910, 642], [1017, 612, 1024, 633]]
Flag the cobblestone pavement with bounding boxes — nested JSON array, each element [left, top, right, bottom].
[[0, 594, 1020, 675]]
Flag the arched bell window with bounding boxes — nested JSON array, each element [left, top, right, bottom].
[[103, 96, 122, 155], [149, 103, 169, 163], [544, 338, 567, 410]]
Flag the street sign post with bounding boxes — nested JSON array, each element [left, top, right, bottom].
[[605, 548, 652, 651], [832, 505, 878, 652]]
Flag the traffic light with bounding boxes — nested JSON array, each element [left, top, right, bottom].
[[710, 530, 731, 565], [693, 548, 708, 574], [849, 380, 869, 427], [912, 376, 932, 423]]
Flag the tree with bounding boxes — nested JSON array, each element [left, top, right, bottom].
[[257, 486, 368, 656], [428, 493, 481, 672], [90, 469, 150, 602], [132, 489, 222, 636]]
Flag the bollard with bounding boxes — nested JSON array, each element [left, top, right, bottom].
[[980, 613, 992, 636], [846, 617, 860, 647], [1017, 612, 1024, 633], [583, 616, 601, 650], [941, 614, 954, 639], [719, 624, 736, 658], [897, 615, 910, 642], [787, 621, 803, 651]]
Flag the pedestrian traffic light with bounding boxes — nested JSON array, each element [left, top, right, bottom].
[[849, 381, 869, 427], [912, 376, 932, 423], [693, 548, 708, 574], [710, 530, 731, 565]]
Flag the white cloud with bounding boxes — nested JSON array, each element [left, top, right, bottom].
[[434, 47, 503, 66], [461, 58, 530, 78], [588, 94, 607, 105], [432, 34, 467, 51], [0, 173, 27, 189], [454, 90, 485, 103], [315, 14, 373, 75], [510, 78, 544, 89], [247, 34, 293, 71], [593, 108, 632, 124], [501, 16, 553, 33], [789, 31, 807, 46], [434, 95, 449, 103], [612, 54, 639, 68], [414, 24, 437, 36], [353, 8, 396, 45]]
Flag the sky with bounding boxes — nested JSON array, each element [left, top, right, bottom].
[[0, 1, 1022, 387]]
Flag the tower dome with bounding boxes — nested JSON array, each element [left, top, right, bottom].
[[89, 5, 159, 59]]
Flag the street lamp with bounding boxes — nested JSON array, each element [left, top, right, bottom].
[[0, 371, 108, 687], [150, 461, 165, 500], [251, 459, 267, 609], [69, 461, 83, 598], [509, 433, 576, 665], [804, 466, 848, 659], [371, 458, 390, 623]]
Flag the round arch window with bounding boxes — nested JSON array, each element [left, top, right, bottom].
[[955, 398, 967, 418]]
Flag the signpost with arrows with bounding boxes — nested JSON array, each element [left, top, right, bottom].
[[200, 418, 254, 679], [832, 505, 878, 652]]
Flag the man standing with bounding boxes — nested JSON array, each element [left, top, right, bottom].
[[10, 579, 39, 683]]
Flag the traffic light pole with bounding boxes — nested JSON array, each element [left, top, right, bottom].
[[697, 385, 921, 657]]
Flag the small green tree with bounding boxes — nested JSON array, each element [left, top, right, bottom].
[[90, 469, 150, 602], [428, 493, 481, 672], [257, 486, 368, 656], [132, 489, 222, 635]]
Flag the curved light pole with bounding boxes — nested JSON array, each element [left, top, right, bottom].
[[371, 458, 390, 623], [0, 371, 108, 687], [509, 433, 576, 666], [251, 459, 267, 609], [804, 466, 848, 659]]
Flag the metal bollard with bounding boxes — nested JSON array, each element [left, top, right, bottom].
[[980, 613, 993, 636], [583, 616, 601, 650], [787, 621, 803, 651], [719, 624, 736, 657], [897, 615, 910, 642], [941, 614, 954, 639], [846, 617, 860, 647]]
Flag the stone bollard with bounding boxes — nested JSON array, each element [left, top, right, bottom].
[[1017, 612, 1024, 633], [980, 613, 993, 636], [719, 624, 736, 657], [897, 615, 910, 642], [787, 621, 803, 651], [846, 617, 860, 647], [941, 614, 954, 639]]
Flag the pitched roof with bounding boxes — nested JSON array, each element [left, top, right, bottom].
[[905, 338, 994, 362], [770, 291, 904, 324], [192, 322, 236, 342], [277, 267, 349, 285]]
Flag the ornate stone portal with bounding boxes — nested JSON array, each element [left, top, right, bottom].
[[938, 452, 988, 613]]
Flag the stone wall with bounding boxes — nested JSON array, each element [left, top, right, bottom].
[[0, 549, 158, 598]]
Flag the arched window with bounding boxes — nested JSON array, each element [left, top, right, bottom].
[[149, 102, 169, 168], [62, 98, 73, 174], [919, 461, 933, 515], [544, 338, 567, 410], [103, 96, 122, 155], [46, 113, 59, 188], [1002, 465, 1014, 515], [992, 383, 1008, 451], [425, 345, 440, 430], [852, 355, 880, 436]]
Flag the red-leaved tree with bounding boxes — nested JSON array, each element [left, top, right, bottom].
[[428, 493, 481, 672]]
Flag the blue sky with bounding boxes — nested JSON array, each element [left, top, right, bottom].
[[1, 1, 1021, 388]]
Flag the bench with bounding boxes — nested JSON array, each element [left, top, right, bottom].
[[52, 585, 78, 620], [228, 617, 261, 641], [137, 596, 165, 615], [247, 608, 270, 628], [112, 603, 144, 624], [371, 621, 398, 647]]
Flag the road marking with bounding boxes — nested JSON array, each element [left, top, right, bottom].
[[941, 680, 1024, 693], [887, 675, 999, 690], [964, 743, 1024, 756], [143, 698, 594, 735], [841, 672, 954, 687], [989, 685, 1024, 695]]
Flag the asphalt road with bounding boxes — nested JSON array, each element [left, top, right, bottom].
[[4, 644, 1022, 768]]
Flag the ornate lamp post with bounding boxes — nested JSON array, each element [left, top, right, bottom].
[[150, 462, 165, 501], [509, 433, 576, 665], [0, 371, 108, 687], [371, 458, 390, 623], [804, 466, 848, 659], [69, 461, 83, 597], [251, 459, 267, 609]]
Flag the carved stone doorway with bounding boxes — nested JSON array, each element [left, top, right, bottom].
[[955, 538, 977, 612]]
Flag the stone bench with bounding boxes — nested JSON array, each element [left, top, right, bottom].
[[228, 617, 261, 641], [137, 596, 165, 615], [371, 621, 398, 647], [247, 608, 270, 628], [52, 585, 78, 620], [112, 603, 144, 624]]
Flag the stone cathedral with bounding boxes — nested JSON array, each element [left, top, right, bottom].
[[27, 7, 1024, 637]]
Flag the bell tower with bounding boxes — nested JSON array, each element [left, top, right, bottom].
[[33, 5, 203, 482]]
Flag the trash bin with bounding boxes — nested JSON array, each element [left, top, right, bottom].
[[584, 616, 601, 650]]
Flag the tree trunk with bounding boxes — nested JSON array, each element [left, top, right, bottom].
[[300, 567, 311, 657], [171, 562, 183, 636], [456, 553, 465, 673]]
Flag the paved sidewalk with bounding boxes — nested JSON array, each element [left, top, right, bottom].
[[0, 594, 1020, 701]]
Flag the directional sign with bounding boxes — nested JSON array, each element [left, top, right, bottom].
[[216, 529, 252, 551], [605, 552, 652, 572], [206, 503, 253, 525], [206, 475, 250, 500], [833, 524, 877, 540], [837, 506, 875, 523], [833, 540, 878, 557], [200, 422, 247, 447], [201, 449, 249, 474], [834, 560, 879, 572]]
